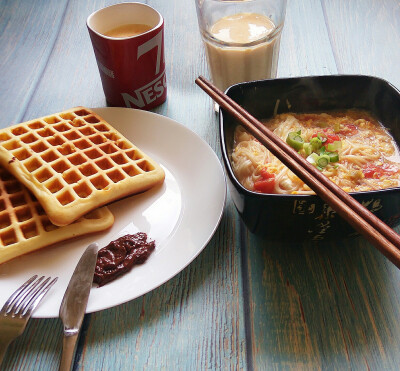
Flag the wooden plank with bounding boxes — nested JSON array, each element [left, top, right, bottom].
[[1, 319, 62, 371], [245, 0, 400, 369], [246, 231, 400, 370], [76, 204, 246, 370], [2, 0, 399, 369], [66, 0, 246, 366], [0, 0, 246, 370], [322, 0, 400, 89], [245, 0, 340, 368], [0, 0, 69, 127], [277, 0, 338, 77]]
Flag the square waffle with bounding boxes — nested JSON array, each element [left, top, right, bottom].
[[0, 107, 165, 226], [0, 167, 114, 265]]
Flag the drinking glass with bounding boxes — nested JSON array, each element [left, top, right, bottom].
[[195, 0, 287, 92]]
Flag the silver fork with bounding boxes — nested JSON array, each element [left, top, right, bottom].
[[0, 275, 58, 365]]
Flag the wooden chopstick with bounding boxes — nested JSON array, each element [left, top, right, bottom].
[[195, 75, 400, 268]]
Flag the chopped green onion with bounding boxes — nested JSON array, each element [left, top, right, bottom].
[[326, 140, 342, 152], [303, 143, 312, 156], [327, 151, 339, 162], [310, 137, 322, 151], [306, 153, 319, 166], [317, 155, 330, 168], [286, 131, 304, 151]]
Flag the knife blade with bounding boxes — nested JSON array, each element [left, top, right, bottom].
[[59, 243, 98, 371]]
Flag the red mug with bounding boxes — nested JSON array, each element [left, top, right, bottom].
[[87, 2, 167, 110]]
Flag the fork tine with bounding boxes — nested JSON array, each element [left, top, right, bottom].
[[0, 275, 38, 315], [21, 277, 58, 317], [0, 275, 58, 367], [15, 276, 49, 316], [12, 276, 45, 315]]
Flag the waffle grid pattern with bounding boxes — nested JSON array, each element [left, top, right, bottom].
[[0, 167, 114, 264], [0, 107, 164, 226]]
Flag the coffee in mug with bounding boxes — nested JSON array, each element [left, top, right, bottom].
[[103, 24, 153, 38], [87, 3, 167, 110]]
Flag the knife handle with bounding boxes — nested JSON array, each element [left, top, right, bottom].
[[59, 333, 79, 371]]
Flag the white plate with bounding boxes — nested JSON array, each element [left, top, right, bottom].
[[0, 107, 226, 318]]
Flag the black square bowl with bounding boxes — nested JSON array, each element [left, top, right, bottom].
[[219, 75, 400, 242]]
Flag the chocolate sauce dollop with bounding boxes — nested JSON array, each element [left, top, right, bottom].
[[93, 233, 155, 287]]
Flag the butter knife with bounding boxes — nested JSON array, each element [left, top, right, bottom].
[[59, 243, 98, 371]]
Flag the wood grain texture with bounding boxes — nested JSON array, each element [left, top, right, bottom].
[[322, 0, 400, 89], [0, 0, 245, 370], [0, 0, 69, 125], [278, 0, 338, 77], [246, 1, 400, 370], [1, 0, 400, 370], [76, 204, 245, 370]]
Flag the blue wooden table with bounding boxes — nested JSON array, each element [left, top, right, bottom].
[[1, 0, 400, 370]]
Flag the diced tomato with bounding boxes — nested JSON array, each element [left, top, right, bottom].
[[363, 166, 382, 179], [339, 124, 358, 136], [254, 169, 276, 193], [254, 178, 275, 193], [326, 134, 341, 143], [312, 132, 341, 148], [259, 168, 275, 179], [321, 134, 341, 149], [363, 164, 400, 179]]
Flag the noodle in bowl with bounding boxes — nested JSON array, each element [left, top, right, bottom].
[[232, 111, 400, 195], [219, 75, 400, 242]]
